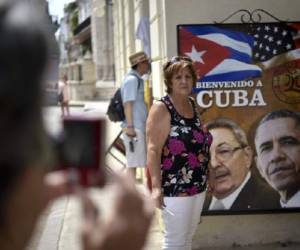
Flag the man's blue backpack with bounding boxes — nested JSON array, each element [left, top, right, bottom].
[[106, 74, 141, 122]]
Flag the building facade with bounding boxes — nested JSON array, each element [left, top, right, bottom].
[[92, 0, 115, 92], [58, 0, 115, 100]]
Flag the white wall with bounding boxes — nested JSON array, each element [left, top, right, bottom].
[[112, 0, 136, 79], [149, 0, 166, 98]]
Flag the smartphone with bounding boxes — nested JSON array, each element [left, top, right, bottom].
[[129, 140, 134, 152], [55, 116, 106, 187]]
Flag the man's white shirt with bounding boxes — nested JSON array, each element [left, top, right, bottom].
[[280, 190, 300, 208], [209, 172, 251, 210]]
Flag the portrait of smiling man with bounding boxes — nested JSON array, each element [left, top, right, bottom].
[[203, 118, 280, 212], [255, 109, 300, 208]]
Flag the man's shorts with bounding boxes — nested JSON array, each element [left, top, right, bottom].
[[122, 128, 146, 168]]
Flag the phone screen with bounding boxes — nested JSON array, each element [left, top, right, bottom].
[[63, 120, 99, 167], [59, 116, 106, 187]]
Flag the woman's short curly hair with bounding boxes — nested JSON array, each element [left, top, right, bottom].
[[163, 56, 197, 94]]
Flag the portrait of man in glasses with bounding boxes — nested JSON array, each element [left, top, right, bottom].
[[203, 118, 280, 212], [255, 109, 300, 208]]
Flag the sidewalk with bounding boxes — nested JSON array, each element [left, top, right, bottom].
[[28, 184, 163, 250], [68, 100, 104, 109]]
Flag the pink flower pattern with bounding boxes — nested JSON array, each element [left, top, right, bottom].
[[160, 95, 212, 197], [186, 186, 198, 195], [162, 158, 173, 170], [192, 130, 204, 143], [168, 139, 186, 155], [188, 153, 198, 169]]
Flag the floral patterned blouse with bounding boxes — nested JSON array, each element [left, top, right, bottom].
[[160, 95, 212, 197]]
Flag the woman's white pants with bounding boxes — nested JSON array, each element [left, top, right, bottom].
[[162, 192, 206, 250]]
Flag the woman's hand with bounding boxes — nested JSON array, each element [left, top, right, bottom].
[[151, 187, 165, 209], [81, 174, 154, 250]]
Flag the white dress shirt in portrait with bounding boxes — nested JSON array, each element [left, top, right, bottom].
[[209, 172, 251, 210], [280, 190, 300, 208]]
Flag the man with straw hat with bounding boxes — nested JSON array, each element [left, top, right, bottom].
[[121, 51, 151, 180]]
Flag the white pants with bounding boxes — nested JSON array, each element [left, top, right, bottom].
[[123, 128, 146, 168], [162, 192, 206, 250]]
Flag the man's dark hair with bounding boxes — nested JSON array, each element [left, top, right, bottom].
[[255, 109, 300, 139], [0, 1, 50, 225]]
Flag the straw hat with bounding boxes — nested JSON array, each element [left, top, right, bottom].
[[129, 51, 149, 67]]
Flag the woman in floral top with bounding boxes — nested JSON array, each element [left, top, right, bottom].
[[146, 56, 212, 250]]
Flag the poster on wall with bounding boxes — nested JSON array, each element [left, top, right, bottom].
[[177, 23, 300, 214]]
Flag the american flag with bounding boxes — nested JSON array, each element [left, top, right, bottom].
[[248, 23, 300, 63]]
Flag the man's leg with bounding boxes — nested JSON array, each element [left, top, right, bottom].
[[123, 129, 146, 181]]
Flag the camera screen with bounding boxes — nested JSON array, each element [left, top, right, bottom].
[[62, 118, 104, 169]]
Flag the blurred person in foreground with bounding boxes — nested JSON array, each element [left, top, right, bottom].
[[255, 109, 300, 208], [203, 118, 280, 212], [0, 1, 153, 250], [146, 56, 212, 250]]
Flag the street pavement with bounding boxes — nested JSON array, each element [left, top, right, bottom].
[[26, 102, 300, 250]]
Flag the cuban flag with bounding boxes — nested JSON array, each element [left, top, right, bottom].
[[178, 25, 262, 82]]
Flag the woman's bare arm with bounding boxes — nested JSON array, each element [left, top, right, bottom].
[[146, 101, 170, 208]]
